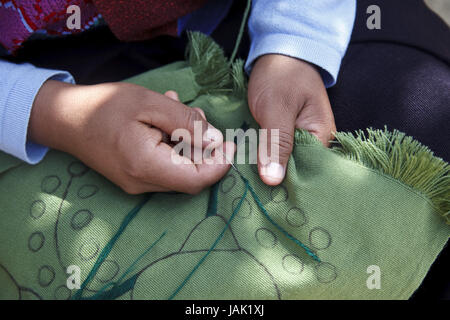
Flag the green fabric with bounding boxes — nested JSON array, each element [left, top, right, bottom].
[[0, 36, 448, 300]]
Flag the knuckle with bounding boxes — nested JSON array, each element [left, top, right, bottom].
[[184, 108, 204, 129], [277, 130, 294, 160]]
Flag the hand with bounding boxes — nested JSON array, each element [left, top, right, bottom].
[[29, 80, 235, 194], [248, 54, 336, 185]]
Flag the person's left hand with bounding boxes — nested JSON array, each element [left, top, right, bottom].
[[248, 54, 336, 186]]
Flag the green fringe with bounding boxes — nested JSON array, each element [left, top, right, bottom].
[[230, 59, 247, 96], [186, 32, 247, 96], [294, 129, 324, 146], [331, 128, 450, 224]]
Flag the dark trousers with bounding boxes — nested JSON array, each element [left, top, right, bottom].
[[7, 0, 449, 299]]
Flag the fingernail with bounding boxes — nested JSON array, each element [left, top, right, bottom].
[[261, 162, 285, 183], [224, 142, 236, 161]]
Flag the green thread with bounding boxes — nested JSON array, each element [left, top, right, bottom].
[[72, 194, 152, 300], [82, 274, 139, 300], [206, 182, 220, 217], [332, 127, 450, 223], [86, 232, 167, 300], [246, 180, 321, 262], [168, 180, 250, 300], [229, 0, 252, 63], [169, 174, 320, 300], [116, 231, 167, 285]]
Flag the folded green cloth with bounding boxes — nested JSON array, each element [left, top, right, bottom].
[[0, 33, 448, 300]]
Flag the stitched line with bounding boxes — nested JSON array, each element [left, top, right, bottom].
[[72, 194, 152, 300], [169, 175, 320, 300], [168, 180, 250, 300], [86, 231, 167, 300], [245, 177, 321, 262]]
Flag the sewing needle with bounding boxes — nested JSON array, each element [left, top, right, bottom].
[[215, 148, 245, 179]]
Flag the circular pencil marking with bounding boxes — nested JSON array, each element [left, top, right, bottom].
[[96, 260, 120, 283], [71, 210, 93, 230], [30, 200, 46, 219], [67, 161, 89, 177], [282, 254, 304, 275], [270, 185, 288, 203], [220, 175, 236, 193], [309, 227, 332, 250], [315, 262, 337, 283], [77, 185, 99, 199], [41, 175, 61, 194], [38, 265, 55, 287], [28, 232, 45, 252], [78, 239, 100, 261], [285, 207, 307, 227], [232, 198, 252, 218], [54, 285, 71, 300], [255, 228, 277, 248]]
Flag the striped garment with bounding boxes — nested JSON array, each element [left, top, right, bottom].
[[0, 0, 208, 53]]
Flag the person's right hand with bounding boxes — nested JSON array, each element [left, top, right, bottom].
[[28, 80, 235, 194]]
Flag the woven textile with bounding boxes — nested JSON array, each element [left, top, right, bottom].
[[0, 34, 448, 300]]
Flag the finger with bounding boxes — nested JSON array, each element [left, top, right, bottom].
[[254, 106, 296, 186], [164, 92, 206, 122], [164, 90, 180, 101], [162, 91, 180, 145], [159, 97, 216, 151], [295, 97, 336, 147], [192, 107, 206, 120], [140, 92, 223, 149], [142, 139, 236, 194], [163, 95, 209, 147], [190, 107, 222, 156]]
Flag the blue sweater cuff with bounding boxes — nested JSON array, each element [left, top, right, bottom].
[[0, 64, 74, 164], [245, 33, 343, 88]]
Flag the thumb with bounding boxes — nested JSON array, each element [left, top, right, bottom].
[[256, 107, 296, 186]]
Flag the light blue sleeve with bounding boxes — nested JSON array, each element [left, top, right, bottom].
[[0, 60, 74, 164], [245, 0, 356, 87]]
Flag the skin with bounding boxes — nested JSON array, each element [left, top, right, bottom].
[[248, 54, 336, 185], [29, 81, 235, 194], [28, 54, 335, 194]]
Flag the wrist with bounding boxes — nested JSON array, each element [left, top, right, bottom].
[[28, 80, 87, 154]]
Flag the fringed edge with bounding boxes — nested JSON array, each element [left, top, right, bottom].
[[294, 129, 323, 146], [230, 58, 247, 97], [186, 32, 247, 96], [331, 127, 450, 224]]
